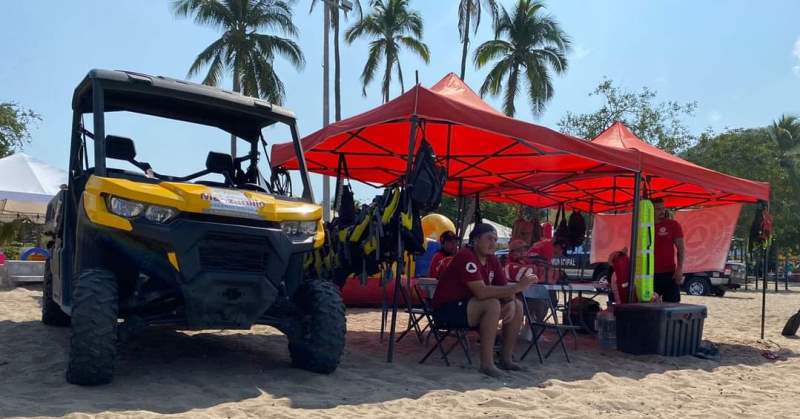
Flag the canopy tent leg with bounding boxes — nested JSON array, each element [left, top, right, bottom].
[[387, 116, 419, 362], [761, 244, 768, 339], [627, 172, 642, 304]]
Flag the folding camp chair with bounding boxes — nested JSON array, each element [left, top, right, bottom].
[[520, 284, 581, 363], [396, 278, 435, 344], [415, 279, 475, 366]]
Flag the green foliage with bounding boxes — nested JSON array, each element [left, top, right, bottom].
[[684, 127, 799, 253], [172, 0, 305, 105], [558, 78, 697, 153], [345, 0, 430, 103], [0, 102, 40, 158], [473, 0, 570, 117]]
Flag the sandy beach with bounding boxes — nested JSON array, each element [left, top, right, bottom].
[[1, 284, 799, 419]]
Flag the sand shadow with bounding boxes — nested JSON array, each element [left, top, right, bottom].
[[1, 312, 797, 417]]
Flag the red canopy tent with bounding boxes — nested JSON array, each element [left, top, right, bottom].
[[483, 122, 771, 212], [271, 74, 641, 201], [271, 74, 647, 362]]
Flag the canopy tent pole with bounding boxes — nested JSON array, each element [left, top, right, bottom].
[[473, 193, 482, 225], [761, 244, 768, 339], [627, 172, 642, 304], [387, 116, 419, 362]]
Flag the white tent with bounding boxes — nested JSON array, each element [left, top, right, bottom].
[[0, 153, 67, 223], [464, 219, 513, 245]]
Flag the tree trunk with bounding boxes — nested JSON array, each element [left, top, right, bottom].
[[333, 5, 342, 122], [459, 3, 471, 81], [231, 68, 240, 158]]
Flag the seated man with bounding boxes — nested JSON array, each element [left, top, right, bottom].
[[429, 231, 458, 279], [432, 223, 533, 377], [609, 248, 659, 304]]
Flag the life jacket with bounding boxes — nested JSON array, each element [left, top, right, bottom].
[[408, 139, 446, 213]]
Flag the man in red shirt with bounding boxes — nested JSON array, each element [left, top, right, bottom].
[[433, 223, 534, 377], [429, 231, 458, 279], [653, 199, 685, 302]]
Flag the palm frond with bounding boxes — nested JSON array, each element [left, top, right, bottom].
[[478, 56, 511, 97], [397, 36, 430, 63], [172, 0, 233, 29], [360, 39, 385, 96], [187, 37, 228, 79], [473, 39, 512, 68], [252, 33, 305, 69]]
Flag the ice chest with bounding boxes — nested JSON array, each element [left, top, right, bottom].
[[614, 303, 706, 356]]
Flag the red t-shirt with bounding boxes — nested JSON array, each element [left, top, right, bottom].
[[611, 254, 632, 304], [527, 239, 554, 261], [432, 247, 508, 309], [654, 219, 684, 273], [504, 262, 535, 283], [429, 251, 448, 278]]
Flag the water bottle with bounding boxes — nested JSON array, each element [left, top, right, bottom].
[[596, 305, 617, 350]]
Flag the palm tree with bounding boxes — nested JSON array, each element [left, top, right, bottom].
[[172, 0, 305, 105], [768, 114, 800, 180], [345, 0, 430, 103], [474, 0, 570, 117], [310, 0, 363, 122], [458, 0, 499, 81]]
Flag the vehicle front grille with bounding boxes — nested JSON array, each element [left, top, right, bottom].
[[198, 233, 270, 273]]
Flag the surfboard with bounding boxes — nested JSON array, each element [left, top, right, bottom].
[[635, 199, 655, 302]]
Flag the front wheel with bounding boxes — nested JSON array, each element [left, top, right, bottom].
[[288, 280, 346, 374], [685, 277, 711, 296], [66, 269, 119, 385]]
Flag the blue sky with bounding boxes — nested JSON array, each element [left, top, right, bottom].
[[2, 0, 799, 202]]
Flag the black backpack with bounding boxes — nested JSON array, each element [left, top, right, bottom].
[[567, 210, 587, 248], [409, 140, 447, 213], [553, 205, 570, 246]]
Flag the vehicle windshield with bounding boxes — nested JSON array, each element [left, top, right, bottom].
[[80, 111, 309, 200]]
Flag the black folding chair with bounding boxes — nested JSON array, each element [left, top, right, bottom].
[[520, 284, 581, 363], [415, 279, 475, 366], [396, 277, 436, 344]]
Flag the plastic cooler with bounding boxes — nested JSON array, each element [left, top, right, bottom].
[[614, 303, 707, 356]]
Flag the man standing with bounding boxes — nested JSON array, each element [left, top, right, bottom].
[[653, 199, 685, 303]]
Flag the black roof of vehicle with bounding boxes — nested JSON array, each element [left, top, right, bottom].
[[72, 69, 296, 141]]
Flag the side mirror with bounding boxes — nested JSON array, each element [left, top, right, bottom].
[[206, 152, 234, 175], [106, 135, 137, 161]]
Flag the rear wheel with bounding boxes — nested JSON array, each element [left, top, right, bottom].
[[42, 260, 71, 326], [288, 280, 346, 374], [713, 287, 727, 297], [685, 277, 711, 296], [66, 269, 118, 385]]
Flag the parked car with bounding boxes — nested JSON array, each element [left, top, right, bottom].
[[682, 261, 746, 297]]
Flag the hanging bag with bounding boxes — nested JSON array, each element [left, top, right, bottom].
[[408, 140, 447, 213]]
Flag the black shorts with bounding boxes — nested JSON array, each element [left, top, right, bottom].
[[655, 272, 681, 303], [433, 299, 471, 329]]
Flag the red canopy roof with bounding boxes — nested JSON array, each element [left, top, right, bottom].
[[484, 122, 770, 211], [271, 74, 641, 199]]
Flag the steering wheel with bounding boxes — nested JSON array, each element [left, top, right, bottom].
[[270, 167, 292, 196]]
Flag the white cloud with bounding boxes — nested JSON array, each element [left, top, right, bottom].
[[572, 45, 591, 60], [793, 37, 800, 77], [709, 111, 723, 123]]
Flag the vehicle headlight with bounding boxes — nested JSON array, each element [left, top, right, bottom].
[[281, 220, 318, 242], [145, 205, 178, 223], [108, 196, 145, 218], [107, 196, 178, 223]]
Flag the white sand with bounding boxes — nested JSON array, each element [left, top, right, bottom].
[[1, 285, 799, 418]]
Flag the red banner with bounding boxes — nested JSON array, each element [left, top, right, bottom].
[[591, 204, 742, 273]]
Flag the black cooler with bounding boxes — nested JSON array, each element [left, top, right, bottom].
[[614, 303, 707, 356]]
